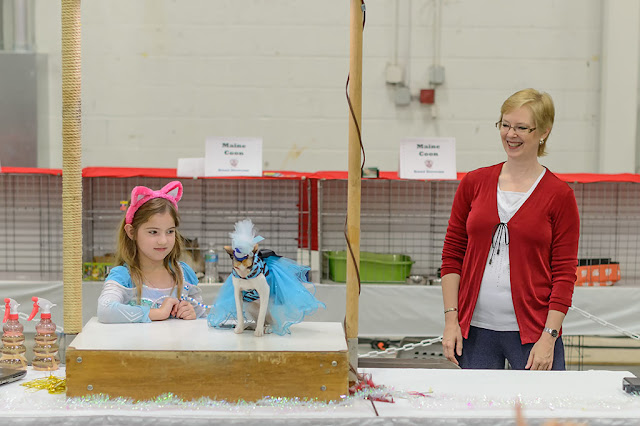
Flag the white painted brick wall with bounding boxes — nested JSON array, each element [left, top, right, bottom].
[[34, 0, 604, 173]]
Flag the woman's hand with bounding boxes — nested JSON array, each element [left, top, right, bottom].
[[442, 317, 463, 366], [175, 300, 197, 320], [149, 297, 180, 321], [525, 334, 555, 370]]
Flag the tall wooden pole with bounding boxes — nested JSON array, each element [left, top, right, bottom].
[[62, 0, 83, 335], [346, 0, 363, 380]]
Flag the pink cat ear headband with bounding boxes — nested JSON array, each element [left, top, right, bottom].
[[125, 181, 183, 224]]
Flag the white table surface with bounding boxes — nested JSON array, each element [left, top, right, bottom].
[[1, 367, 638, 426], [70, 317, 347, 352]]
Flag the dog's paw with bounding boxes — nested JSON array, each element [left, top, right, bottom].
[[254, 328, 264, 337], [234, 325, 245, 334], [254, 325, 272, 337]]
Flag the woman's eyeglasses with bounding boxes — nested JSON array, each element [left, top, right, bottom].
[[495, 121, 536, 135]]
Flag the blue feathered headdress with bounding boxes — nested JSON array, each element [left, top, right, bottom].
[[230, 219, 264, 261]]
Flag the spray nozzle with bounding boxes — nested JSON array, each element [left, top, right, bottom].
[[27, 297, 56, 321], [3, 298, 20, 323]]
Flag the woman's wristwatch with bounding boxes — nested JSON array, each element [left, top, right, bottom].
[[543, 327, 559, 338]]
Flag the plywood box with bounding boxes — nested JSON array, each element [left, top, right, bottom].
[[66, 318, 349, 402]]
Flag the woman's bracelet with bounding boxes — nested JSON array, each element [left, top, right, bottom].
[[444, 307, 458, 314]]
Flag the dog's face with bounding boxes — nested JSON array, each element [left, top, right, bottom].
[[225, 244, 258, 278]]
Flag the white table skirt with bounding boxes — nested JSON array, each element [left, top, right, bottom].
[[360, 368, 640, 424], [1, 281, 639, 338], [1, 367, 639, 425]]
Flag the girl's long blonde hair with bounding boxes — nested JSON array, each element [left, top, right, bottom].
[[115, 198, 184, 302]]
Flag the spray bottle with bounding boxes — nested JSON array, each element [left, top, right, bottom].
[[27, 297, 60, 371], [1, 298, 27, 370]]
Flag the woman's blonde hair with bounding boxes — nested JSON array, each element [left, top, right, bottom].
[[115, 197, 184, 302], [499, 88, 555, 156]]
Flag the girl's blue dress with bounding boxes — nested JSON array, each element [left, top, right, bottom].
[[207, 251, 325, 335]]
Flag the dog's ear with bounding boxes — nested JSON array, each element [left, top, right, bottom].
[[224, 246, 234, 258], [252, 244, 259, 253]]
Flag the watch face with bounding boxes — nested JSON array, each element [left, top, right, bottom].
[[545, 328, 558, 338]]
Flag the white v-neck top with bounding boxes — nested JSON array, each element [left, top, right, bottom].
[[470, 168, 546, 331]]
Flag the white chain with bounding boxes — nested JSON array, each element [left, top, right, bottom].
[[359, 306, 639, 358], [359, 336, 443, 358], [569, 305, 640, 340]]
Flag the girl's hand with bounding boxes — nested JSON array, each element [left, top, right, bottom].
[[150, 297, 179, 321], [176, 300, 196, 320]]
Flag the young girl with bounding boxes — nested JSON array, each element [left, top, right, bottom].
[[97, 181, 207, 323]]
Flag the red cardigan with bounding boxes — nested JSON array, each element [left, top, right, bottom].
[[441, 163, 580, 344]]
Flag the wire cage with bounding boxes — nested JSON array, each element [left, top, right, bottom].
[[573, 182, 640, 284], [318, 178, 457, 281], [318, 179, 640, 285], [83, 177, 310, 279], [1, 173, 640, 286], [0, 173, 311, 281], [0, 173, 63, 280]]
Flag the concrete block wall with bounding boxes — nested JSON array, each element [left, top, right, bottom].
[[33, 0, 607, 173]]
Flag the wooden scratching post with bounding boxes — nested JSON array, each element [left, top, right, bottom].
[[61, 0, 83, 341], [345, 0, 364, 381]]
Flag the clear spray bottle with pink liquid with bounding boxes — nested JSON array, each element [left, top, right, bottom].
[[1, 298, 28, 370], [27, 297, 60, 371]]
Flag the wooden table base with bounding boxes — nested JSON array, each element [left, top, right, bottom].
[[66, 318, 348, 402]]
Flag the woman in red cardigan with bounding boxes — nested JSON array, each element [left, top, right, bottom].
[[441, 89, 580, 370]]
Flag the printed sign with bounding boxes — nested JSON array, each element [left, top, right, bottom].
[[399, 137, 456, 180], [205, 137, 263, 177]]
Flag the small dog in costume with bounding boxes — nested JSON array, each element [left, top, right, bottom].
[[207, 219, 325, 336]]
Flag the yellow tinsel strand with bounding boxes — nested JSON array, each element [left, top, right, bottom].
[[20, 375, 66, 394]]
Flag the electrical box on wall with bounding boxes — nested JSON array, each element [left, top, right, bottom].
[[394, 86, 412, 106], [429, 65, 445, 85], [385, 63, 404, 84], [420, 89, 435, 104]]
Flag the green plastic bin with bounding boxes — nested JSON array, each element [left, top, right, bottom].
[[323, 251, 415, 283]]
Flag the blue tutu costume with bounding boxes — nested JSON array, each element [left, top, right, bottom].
[[207, 249, 326, 336]]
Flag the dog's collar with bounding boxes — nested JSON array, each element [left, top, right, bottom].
[[232, 252, 267, 280]]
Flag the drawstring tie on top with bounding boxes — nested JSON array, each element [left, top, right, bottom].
[[489, 222, 509, 265]]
